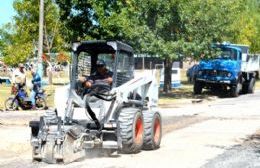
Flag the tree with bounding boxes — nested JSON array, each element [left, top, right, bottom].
[[233, 0, 260, 53], [56, 0, 258, 93], [0, 0, 65, 66], [127, 0, 244, 92]]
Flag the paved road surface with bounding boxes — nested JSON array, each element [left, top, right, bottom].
[[0, 91, 260, 167]]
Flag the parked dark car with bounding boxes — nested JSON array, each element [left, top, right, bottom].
[[186, 64, 199, 83]]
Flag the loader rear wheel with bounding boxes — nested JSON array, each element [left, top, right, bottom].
[[142, 110, 162, 150], [118, 107, 144, 153]]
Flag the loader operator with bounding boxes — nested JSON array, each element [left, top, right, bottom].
[[81, 59, 113, 89]]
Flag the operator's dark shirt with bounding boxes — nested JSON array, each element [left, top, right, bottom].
[[87, 69, 113, 83]]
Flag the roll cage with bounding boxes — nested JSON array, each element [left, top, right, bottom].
[[71, 41, 135, 90]]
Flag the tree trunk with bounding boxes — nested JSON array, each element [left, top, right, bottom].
[[163, 58, 172, 93]]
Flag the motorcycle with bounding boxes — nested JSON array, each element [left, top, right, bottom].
[[5, 84, 47, 111]]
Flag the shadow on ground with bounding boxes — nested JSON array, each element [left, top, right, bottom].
[[159, 80, 253, 100], [202, 130, 260, 168]]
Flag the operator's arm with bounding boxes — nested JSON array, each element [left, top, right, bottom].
[[82, 75, 94, 88], [95, 77, 113, 85], [94, 71, 113, 85]]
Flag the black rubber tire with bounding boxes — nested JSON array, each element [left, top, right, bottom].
[[248, 78, 255, 94], [118, 107, 144, 154], [242, 83, 249, 94], [231, 83, 241, 97], [4, 97, 18, 111], [142, 110, 162, 150], [35, 97, 47, 110], [193, 81, 203, 94]]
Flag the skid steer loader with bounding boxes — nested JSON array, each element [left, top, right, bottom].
[[29, 40, 162, 163]]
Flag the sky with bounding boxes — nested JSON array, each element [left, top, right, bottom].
[[0, 0, 15, 26]]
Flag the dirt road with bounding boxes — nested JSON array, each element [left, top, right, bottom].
[[1, 91, 260, 168]]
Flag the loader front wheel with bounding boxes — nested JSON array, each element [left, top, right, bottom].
[[118, 108, 144, 153], [142, 110, 162, 150]]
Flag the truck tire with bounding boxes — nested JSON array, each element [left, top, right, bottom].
[[142, 110, 162, 150], [5, 97, 18, 111], [118, 107, 144, 153], [242, 83, 249, 94], [231, 83, 241, 97], [248, 78, 255, 94], [194, 81, 203, 94]]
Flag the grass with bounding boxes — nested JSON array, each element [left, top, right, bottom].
[[158, 69, 260, 106], [0, 84, 63, 110], [1, 69, 260, 110]]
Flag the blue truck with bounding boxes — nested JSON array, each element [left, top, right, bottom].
[[194, 42, 260, 97]]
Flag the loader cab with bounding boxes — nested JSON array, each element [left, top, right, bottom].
[[71, 41, 134, 92]]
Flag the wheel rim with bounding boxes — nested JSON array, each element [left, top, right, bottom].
[[6, 99, 16, 110], [153, 116, 161, 144], [36, 98, 45, 109], [135, 117, 143, 144]]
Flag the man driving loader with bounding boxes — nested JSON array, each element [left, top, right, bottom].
[[80, 59, 113, 89]]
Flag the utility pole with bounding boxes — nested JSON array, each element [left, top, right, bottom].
[[37, 0, 44, 77]]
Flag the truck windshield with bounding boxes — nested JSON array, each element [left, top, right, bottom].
[[218, 48, 237, 60]]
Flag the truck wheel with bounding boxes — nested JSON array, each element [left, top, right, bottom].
[[142, 110, 162, 150], [248, 78, 255, 94], [118, 107, 144, 153], [194, 81, 203, 94], [242, 83, 249, 94], [231, 83, 241, 97]]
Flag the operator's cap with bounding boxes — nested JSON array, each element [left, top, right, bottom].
[[96, 59, 106, 67], [18, 63, 24, 68]]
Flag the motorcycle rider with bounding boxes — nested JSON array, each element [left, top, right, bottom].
[[30, 67, 42, 109], [11, 63, 26, 89]]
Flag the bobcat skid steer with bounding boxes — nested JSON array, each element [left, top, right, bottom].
[[29, 40, 162, 163]]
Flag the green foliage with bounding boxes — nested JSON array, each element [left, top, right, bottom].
[[0, 0, 259, 91], [54, 0, 259, 92], [233, 0, 260, 53], [0, 0, 65, 66]]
